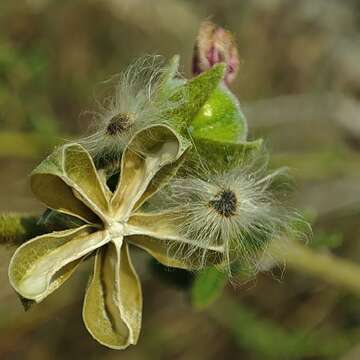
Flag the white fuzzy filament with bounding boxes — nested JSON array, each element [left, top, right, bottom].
[[150, 153, 299, 276]]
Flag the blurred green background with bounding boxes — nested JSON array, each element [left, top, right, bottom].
[[0, 0, 360, 359]]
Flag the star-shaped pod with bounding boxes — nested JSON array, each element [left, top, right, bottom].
[[8, 124, 224, 349]]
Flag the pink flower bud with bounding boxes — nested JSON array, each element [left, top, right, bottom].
[[192, 21, 240, 85]]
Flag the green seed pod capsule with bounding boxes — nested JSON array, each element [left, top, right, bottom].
[[189, 84, 248, 142]]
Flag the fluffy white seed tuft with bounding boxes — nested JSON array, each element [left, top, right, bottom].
[[150, 150, 304, 276], [79, 55, 184, 172]]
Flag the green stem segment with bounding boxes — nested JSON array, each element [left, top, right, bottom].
[[268, 239, 360, 295], [209, 295, 355, 359], [0, 213, 47, 247], [0, 132, 63, 158]]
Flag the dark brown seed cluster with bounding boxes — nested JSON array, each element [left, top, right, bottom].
[[209, 189, 237, 217], [106, 113, 133, 136]]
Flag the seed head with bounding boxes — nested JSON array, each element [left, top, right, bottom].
[[149, 150, 301, 275], [106, 113, 134, 136], [78, 56, 184, 174], [209, 189, 237, 218]]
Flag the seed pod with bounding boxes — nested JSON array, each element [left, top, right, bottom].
[[79, 56, 183, 175], [149, 150, 299, 276]]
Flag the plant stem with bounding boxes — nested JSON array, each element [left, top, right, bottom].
[[0, 213, 47, 247], [268, 239, 360, 295], [0, 132, 63, 158], [209, 295, 355, 359]]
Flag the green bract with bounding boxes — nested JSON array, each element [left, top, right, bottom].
[[168, 62, 227, 130], [8, 124, 224, 350], [163, 56, 262, 164]]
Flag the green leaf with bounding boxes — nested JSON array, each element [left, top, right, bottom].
[[191, 266, 227, 310], [169, 63, 226, 130]]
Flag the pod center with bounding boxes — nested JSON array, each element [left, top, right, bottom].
[[106, 113, 133, 136], [209, 189, 237, 217]]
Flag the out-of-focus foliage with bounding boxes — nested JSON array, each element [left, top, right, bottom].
[[0, 0, 360, 359], [191, 267, 227, 310]]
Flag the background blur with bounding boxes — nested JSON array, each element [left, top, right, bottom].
[[1, 0, 360, 359]]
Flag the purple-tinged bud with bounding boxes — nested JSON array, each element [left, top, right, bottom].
[[192, 21, 240, 85]]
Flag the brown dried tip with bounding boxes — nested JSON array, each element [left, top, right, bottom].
[[192, 21, 240, 85]]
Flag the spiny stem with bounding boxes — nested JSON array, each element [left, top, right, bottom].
[[268, 239, 360, 295]]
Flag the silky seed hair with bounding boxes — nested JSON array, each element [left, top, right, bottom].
[[149, 148, 302, 276], [79, 55, 184, 173]]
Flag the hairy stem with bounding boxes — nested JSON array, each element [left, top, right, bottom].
[[0, 132, 63, 158], [268, 239, 360, 295], [209, 295, 355, 359], [0, 213, 47, 247]]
